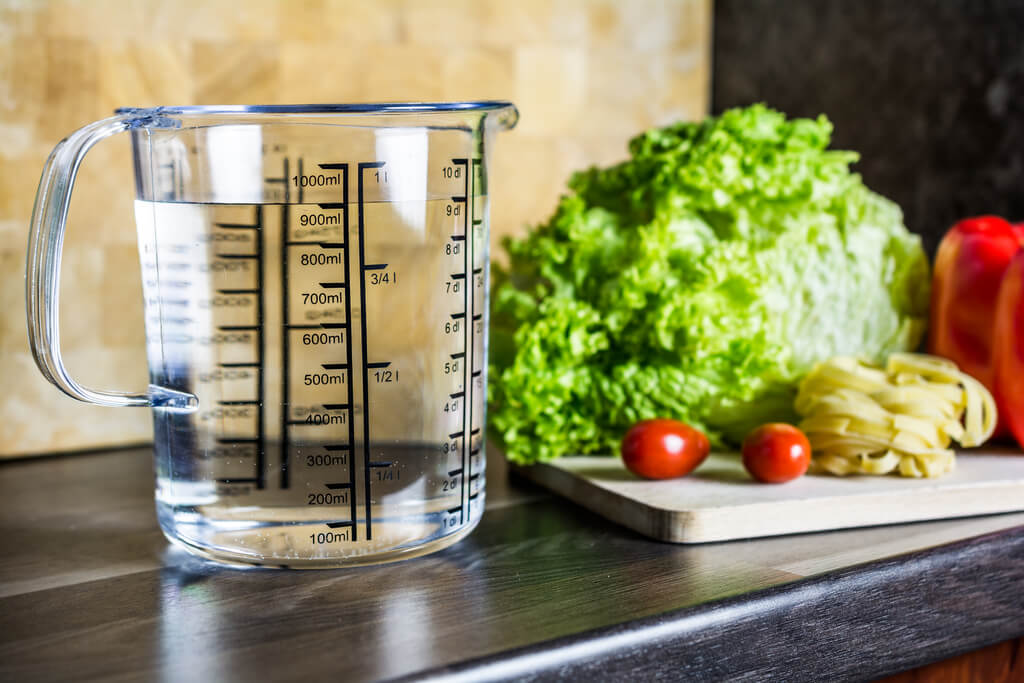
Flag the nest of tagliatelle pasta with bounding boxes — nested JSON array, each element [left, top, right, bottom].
[[795, 353, 997, 478]]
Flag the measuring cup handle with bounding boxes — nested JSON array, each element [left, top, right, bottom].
[[26, 113, 197, 410]]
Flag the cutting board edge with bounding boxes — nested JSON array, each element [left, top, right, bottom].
[[674, 492, 1024, 544], [515, 461, 684, 542], [517, 461, 1024, 544]]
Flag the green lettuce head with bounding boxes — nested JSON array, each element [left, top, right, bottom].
[[489, 104, 929, 464]]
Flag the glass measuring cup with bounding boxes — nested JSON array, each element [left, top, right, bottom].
[[26, 102, 517, 567]]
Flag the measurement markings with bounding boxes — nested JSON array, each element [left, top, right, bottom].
[[280, 160, 353, 497], [326, 521, 354, 529], [264, 160, 290, 197], [214, 222, 260, 230], [285, 322, 349, 330], [279, 157, 292, 488], [453, 156, 473, 523], [243, 201, 262, 490], [357, 161, 386, 540], [333, 163, 357, 539], [286, 415, 346, 425], [468, 158, 482, 516]]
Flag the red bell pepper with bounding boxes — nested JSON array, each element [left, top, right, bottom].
[[994, 248, 1024, 446], [929, 216, 1024, 447]]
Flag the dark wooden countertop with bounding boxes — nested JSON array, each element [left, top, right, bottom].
[[1, 447, 1022, 682]]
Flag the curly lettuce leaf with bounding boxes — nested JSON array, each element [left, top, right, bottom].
[[490, 104, 929, 464]]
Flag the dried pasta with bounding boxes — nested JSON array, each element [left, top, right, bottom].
[[795, 353, 997, 478]]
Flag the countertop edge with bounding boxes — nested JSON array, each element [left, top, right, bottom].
[[399, 524, 1024, 682]]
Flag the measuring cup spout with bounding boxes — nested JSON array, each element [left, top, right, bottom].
[[485, 103, 519, 132]]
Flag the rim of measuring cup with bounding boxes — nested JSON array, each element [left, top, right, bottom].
[[115, 101, 514, 114], [115, 101, 518, 120]]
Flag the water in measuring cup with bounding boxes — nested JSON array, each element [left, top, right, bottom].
[[136, 193, 488, 567]]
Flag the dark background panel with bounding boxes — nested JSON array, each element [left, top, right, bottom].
[[712, 0, 1024, 256]]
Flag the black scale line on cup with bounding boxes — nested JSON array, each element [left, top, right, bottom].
[[452, 157, 470, 524], [278, 158, 358, 539], [357, 161, 386, 541], [319, 163, 358, 540], [277, 157, 292, 489], [470, 157, 482, 514], [213, 205, 266, 489], [256, 205, 266, 490]]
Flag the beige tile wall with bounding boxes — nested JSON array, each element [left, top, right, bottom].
[[0, 0, 710, 456]]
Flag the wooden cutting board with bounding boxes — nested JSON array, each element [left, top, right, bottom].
[[515, 449, 1024, 543]]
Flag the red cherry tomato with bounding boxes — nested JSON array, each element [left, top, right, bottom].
[[621, 419, 711, 480], [742, 423, 811, 483]]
